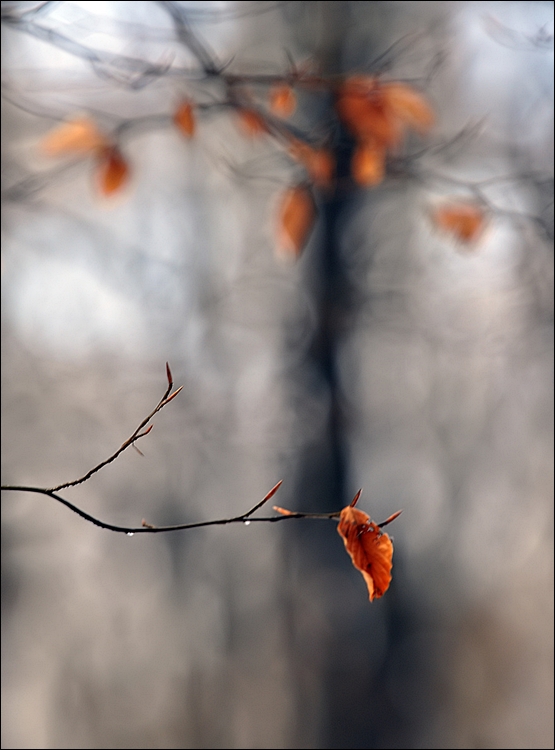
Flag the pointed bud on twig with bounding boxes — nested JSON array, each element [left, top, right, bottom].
[[162, 385, 184, 405], [350, 489, 363, 507], [166, 361, 173, 388], [273, 505, 295, 516], [241, 480, 285, 519], [136, 425, 154, 439], [378, 509, 403, 528], [262, 479, 283, 503]]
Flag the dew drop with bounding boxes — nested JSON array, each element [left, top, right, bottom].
[[243, 520, 251, 526], [126, 532, 134, 537]]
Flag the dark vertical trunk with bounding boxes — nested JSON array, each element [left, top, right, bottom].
[[285, 5, 424, 748], [284, 4, 372, 747], [292, 3, 354, 514]]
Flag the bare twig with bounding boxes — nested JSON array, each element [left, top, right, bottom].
[[2, 13, 177, 87], [157, 0, 220, 75], [45, 364, 183, 492], [0, 374, 395, 534], [1, 478, 397, 535], [0, 365, 337, 534], [0, 481, 291, 534]]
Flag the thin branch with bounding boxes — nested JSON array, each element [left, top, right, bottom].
[[0, 364, 323, 534], [157, 0, 220, 75], [0, 482, 293, 534], [2, 12, 191, 89], [241, 480, 284, 518], [0, 365, 397, 536], [0, 480, 394, 535], [47, 363, 182, 492]]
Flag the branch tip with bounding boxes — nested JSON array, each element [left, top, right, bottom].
[[378, 510, 403, 529], [273, 505, 294, 516], [350, 488, 363, 507], [262, 479, 283, 502], [165, 361, 173, 387], [378, 509, 403, 528], [240, 480, 284, 519], [163, 385, 184, 404]]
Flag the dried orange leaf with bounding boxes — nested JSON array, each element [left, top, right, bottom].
[[337, 504, 400, 601], [351, 142, 386, 187], [338, 93, 402, 148], [336, 77, 433, 149], [381, 82, 435, 133], [336, 77, 402, 148], [174, 100, 196, 138], [237, 108, 269, 137], [95, 146, 129, 196], [431, 201, 488, 244], [335, 84, 378, 138], [306, 149, 335, 189], [39, 116, 108, 156], [288, 140, 335, 189], [277, 185, 316, 259], [269, 84, 297, 117]]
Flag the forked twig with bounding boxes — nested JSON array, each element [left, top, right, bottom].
[[0, 481, 287, 534], [48, 362, 183, 492], [1, 365, 338, 534], [1, 364, 396, 535]]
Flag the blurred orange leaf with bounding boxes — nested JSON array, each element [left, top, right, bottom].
[[277, 184, 316, 259], [336, 76, 434, 151], [336, 76, 402, 148], [431, 201, 488, 244], [381, 82, 435, 133], [337, 494, 401, 601], [39, 115, 108, 157], [174, 100, 196, 138], [237, 108, 269, 137], [351, 141, 386, 186], [269, 84, 297, 117], [95, 145, 129, 196], [288, 140, 335, 189]]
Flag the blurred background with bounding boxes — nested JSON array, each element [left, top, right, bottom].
[[1, 2, 553, 748]]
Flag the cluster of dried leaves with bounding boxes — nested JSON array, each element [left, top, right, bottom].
[[39, 116, 130, 196], [37, 74, 488, 257]]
